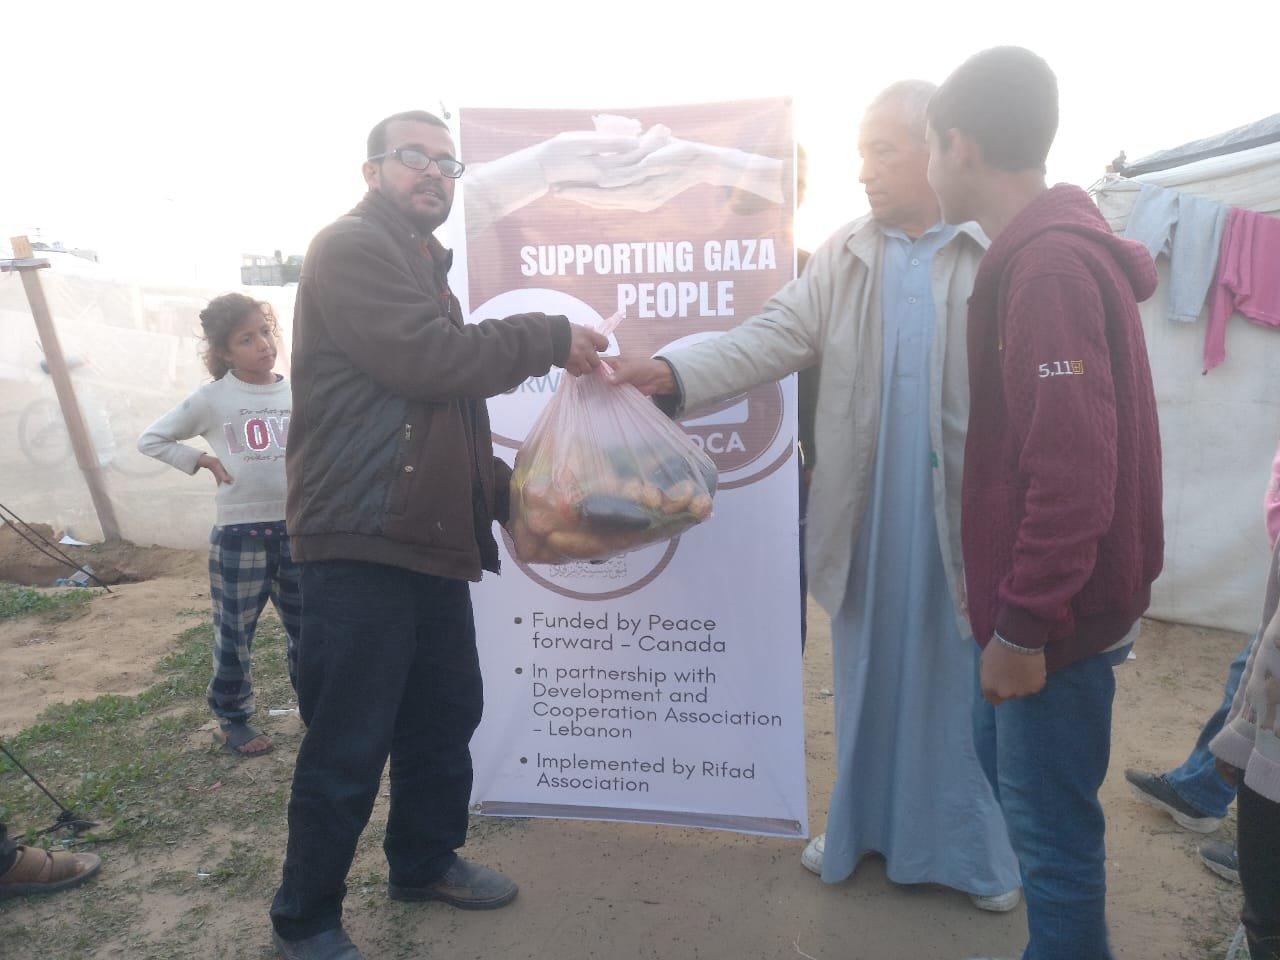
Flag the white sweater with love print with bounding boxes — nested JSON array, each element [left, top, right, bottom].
[[138, 373, 291, 527]]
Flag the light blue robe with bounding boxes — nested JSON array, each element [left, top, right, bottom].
[[821, 224, 1020, 896]]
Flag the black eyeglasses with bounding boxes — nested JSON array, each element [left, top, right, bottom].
[[368, 147, 465, 179]]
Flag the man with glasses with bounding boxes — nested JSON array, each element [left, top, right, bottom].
[[269, 110, 607, 960]]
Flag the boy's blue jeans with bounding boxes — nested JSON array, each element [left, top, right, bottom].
[[973, 648, 1126, 960], [1162, 633, 1254, 818]]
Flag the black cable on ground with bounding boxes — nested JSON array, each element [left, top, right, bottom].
[[0, 505, 79, 568], [0, 741, 97, 836], [0, 519, 84, 578], [0, 502, 103, 580], [0, 502, 113, 592], [0, 516, 104, 591]]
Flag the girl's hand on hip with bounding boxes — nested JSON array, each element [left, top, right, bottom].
[[198, 453, 234, 486]]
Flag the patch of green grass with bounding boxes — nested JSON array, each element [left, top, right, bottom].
[[0, 602, 508, 959], [0, 582, 96, 622], [203, 840, 275, 894], [0, 616, 288, 841], [1, 888, 145, 957], [0, 606, 294, 957]]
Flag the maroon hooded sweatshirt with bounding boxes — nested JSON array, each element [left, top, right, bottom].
[[963, 184, 1164, 674]]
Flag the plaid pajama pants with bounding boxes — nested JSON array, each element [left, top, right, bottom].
[[207, 524, 301, 723]]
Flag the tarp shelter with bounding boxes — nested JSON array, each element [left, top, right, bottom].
[[0, 247, 296, 549], [1095, 114, 1280, 634]]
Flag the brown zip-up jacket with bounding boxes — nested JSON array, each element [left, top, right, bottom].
[[286, 191, 570, 580]]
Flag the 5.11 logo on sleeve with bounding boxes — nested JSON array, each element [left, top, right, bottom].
[[1038, 360, 1085, 378]]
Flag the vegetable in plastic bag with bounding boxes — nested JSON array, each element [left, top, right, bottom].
[[508, 313, 717, 564]]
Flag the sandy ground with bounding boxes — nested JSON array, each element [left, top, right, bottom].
[[0, 576, 208, 734], [0, 522, 208, 733], [0, 544, 1248, 959]]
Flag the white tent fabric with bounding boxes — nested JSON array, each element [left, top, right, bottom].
[[1101, 140, 1280, 216], [0, 262, 295, 550], [4, 149, 1278, 633], [1095, 142, 1280, 634]]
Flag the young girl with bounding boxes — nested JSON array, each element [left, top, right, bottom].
[[139, 293, 298, 758]]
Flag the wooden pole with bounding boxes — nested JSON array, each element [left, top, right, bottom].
[[6, 236, 122, 541]]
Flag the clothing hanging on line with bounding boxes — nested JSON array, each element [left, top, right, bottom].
[[1124, 181, 1227, 323], [1205, 206, 1280, 372]]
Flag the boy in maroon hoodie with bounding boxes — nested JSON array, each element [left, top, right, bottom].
[[925, 48, 1163, 960]]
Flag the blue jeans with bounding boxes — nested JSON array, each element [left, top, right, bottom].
[[973, 650, 1120, 960], [1163, 633, 1253, 818], [270, 561, 483, 942]]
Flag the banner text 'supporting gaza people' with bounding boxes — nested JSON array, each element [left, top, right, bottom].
[[451, 99, 806, 837]]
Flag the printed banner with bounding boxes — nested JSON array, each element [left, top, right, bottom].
[[449, 99, 805, 837]]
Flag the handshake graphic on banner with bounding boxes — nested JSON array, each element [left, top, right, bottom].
[[465, 114, 786, 232]]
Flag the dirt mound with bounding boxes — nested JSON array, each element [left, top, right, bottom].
[[0, 520, 205, 586]]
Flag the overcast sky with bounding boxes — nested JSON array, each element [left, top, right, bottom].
[[6, 0, 1277, 287]]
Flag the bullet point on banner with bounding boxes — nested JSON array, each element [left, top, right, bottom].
[[519, 757, 528, 764], [514, 616, 523, 624], [514, 667, 523, 675]]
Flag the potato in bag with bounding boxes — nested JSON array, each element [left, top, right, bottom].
[[506, 313, 719, 564]]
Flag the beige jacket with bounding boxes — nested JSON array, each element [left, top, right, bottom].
[[661, 215, 988, 628]]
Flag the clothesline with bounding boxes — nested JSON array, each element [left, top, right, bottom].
[[1119, 179, 1280, 373]]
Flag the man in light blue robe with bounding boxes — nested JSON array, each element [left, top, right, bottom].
[[815, 218, 1020, 906], [611, 80, 1020, 910], [809, 82, 1019, 909]]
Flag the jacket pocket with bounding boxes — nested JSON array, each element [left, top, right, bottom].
[[386, 420, 417, 517]]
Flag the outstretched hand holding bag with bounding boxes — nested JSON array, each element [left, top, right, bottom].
[[508, 313, 717, 564]]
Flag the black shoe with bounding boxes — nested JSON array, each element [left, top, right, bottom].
[[1200, 840, 1241, 885], [389, 857, 518, 910], [272, 927, 364, 960], [1124, 769, 1222, 833]]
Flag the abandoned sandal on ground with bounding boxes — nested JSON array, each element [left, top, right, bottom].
[[214, 720, 273, 757]]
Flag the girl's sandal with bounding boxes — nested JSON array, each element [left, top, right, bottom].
[[213, 721, 273, 757], [0, 845, 102, 900]]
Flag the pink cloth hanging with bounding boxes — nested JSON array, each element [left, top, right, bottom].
[[1204, 207, 1280, 372]]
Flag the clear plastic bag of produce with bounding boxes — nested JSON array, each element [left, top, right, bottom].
[[508, 315, 717, 564]]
